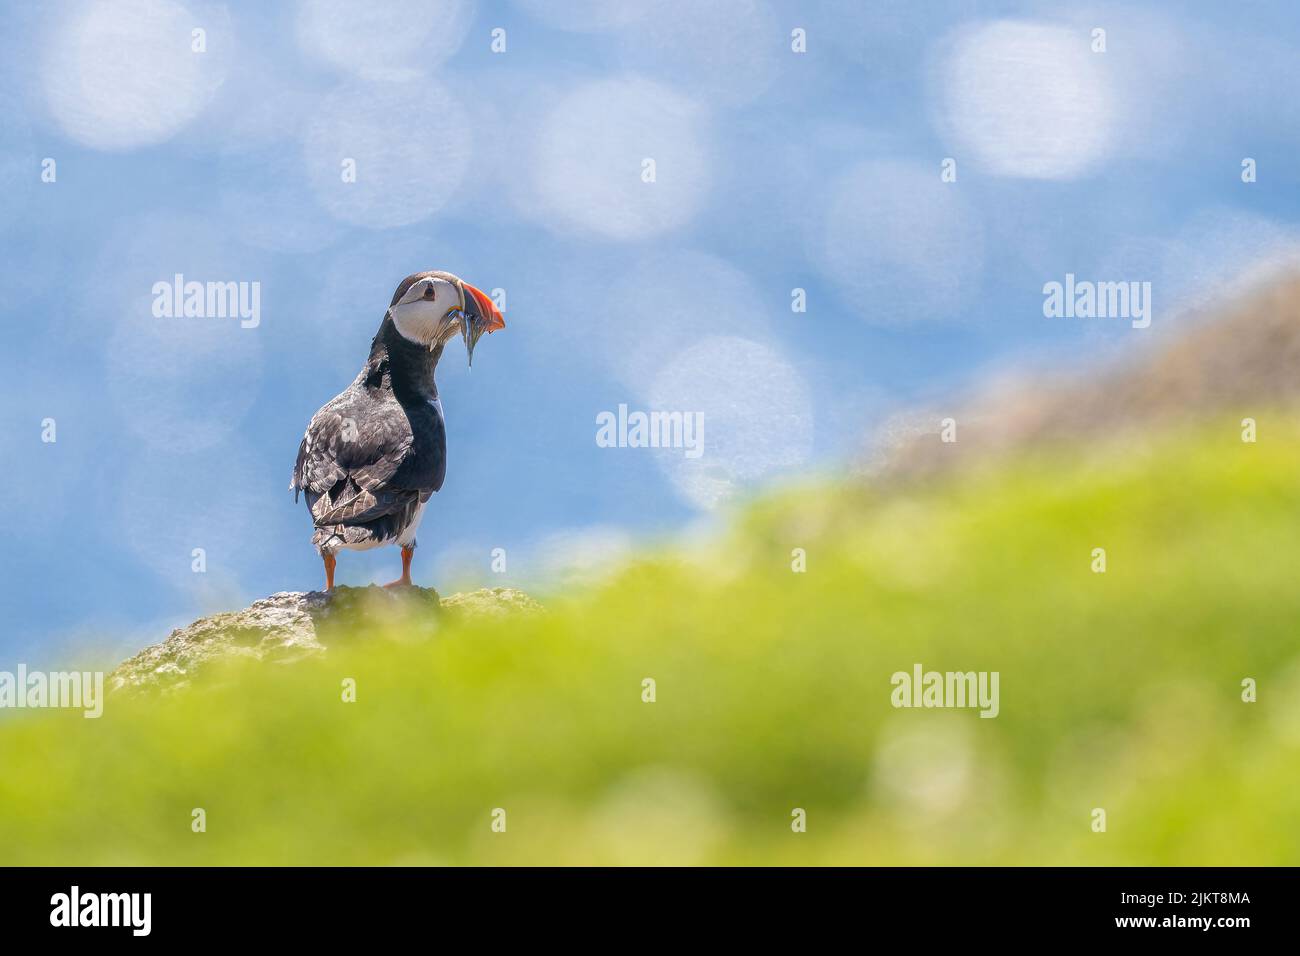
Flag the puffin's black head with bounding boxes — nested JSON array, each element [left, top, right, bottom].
[[387, 271, 505, 366]]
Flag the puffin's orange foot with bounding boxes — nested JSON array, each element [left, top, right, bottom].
[[383, 545, 415, 588]]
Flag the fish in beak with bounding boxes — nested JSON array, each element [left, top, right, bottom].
[[459, 282, 506, 368]]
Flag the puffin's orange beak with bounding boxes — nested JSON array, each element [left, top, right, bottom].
[[464, 283, 505, 333]]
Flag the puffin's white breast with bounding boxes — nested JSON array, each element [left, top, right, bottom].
[[396, 499, 428, 547]]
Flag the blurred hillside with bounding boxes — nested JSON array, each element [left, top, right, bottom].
[[877, 275, 1300, 481], [1, 278, 1299, 865]]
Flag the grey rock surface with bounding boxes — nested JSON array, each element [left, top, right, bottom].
[[109, 585, 541, 694]]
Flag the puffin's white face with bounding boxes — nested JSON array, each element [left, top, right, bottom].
[[390, 276, 464, 347]]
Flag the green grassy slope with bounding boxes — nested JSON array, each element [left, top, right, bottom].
[[2, 416, 1298, 865]]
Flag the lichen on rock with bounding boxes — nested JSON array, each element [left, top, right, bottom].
[[109, 585, 540, 694], [440, 587, 545, 620]]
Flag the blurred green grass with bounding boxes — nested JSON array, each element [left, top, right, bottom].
[[2, 415, 1298, 865]]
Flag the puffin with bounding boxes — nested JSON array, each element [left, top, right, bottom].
[[290, 271, 505, 590]]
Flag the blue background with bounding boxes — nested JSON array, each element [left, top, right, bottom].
[[2, 0, 1298, 665]]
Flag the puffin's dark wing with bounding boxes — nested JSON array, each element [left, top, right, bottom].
[[290, 390, 445, 528]]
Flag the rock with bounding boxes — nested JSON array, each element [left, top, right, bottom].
[[109, 585, 541, 694], [441, 587, 546, 620]]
